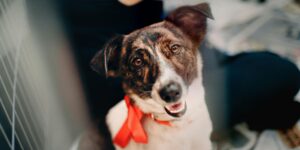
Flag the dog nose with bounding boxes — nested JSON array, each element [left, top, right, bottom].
[[159, 82, 182, 103]]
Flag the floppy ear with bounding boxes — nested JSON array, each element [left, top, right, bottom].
[[90, 35, 124, 77], [165, 3, 214, 44]]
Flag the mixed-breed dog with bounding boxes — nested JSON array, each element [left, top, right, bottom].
[[90, 3, 214, 150]]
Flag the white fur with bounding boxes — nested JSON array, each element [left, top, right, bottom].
[[106, 52, 212, 150]]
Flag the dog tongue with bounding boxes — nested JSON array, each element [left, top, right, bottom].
[[171, 103, 182, 109], [167, 102, 183, 112]]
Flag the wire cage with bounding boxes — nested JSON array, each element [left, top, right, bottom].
[[0, 0, 88, 149]]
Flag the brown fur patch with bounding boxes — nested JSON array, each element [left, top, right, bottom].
[[119, 22, 199, 98]]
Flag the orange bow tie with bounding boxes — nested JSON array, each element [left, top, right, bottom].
[[113, 95, 171, 148]]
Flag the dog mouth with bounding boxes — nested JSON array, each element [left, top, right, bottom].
[[164, 101, 187, 118]]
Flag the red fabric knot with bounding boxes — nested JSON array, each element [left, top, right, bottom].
[[113, 95, 171, 148]]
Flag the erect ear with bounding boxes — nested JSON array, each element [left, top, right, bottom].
[[90, 35, 124, 77], [165, 3, 214, 44]]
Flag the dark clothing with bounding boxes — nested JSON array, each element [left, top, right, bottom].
[[57, 0, 163, 120], [202, 46, 300, 131], [57, 1, 163, 149], [225, 52, 300, 130]]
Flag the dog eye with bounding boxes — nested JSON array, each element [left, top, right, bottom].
[[132, 58, 143, 67], [170, 44, 181, 54]]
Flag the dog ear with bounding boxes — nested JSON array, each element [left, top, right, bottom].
[[165, 3, 214, 44], [90, 35, 124, 77]]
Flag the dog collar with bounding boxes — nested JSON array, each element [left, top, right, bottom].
[[113, 95, 171, 148]]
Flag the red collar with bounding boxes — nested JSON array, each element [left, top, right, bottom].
[[113, 95, 171, 148]]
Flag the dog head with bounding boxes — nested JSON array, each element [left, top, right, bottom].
[[91, 3, 213, 120]]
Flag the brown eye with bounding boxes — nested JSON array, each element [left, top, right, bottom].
[[170, 44, 181, 54], [133, 58, 143, 67]]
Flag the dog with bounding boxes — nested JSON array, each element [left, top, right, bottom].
[[91, 3, 214, 150]]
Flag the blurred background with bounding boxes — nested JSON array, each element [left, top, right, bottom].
[[0, 0, 299, 150]]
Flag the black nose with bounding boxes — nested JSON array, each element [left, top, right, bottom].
[[159, 82, 182, 103]]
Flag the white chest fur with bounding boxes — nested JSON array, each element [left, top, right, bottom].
[[106, 56, 212, 150]]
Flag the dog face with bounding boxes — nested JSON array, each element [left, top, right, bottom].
[[91, 3, 213, 120]]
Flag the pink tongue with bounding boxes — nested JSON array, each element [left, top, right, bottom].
[[170, 103, 182, 110]]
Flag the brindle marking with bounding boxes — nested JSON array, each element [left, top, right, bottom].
[[91, 3, 213, 99]]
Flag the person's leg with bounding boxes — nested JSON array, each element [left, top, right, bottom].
[[202, 44, 229, 132], [202, 48, 300, 131], [226, 52, 300, 130], [203, 48, 300, 150]]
